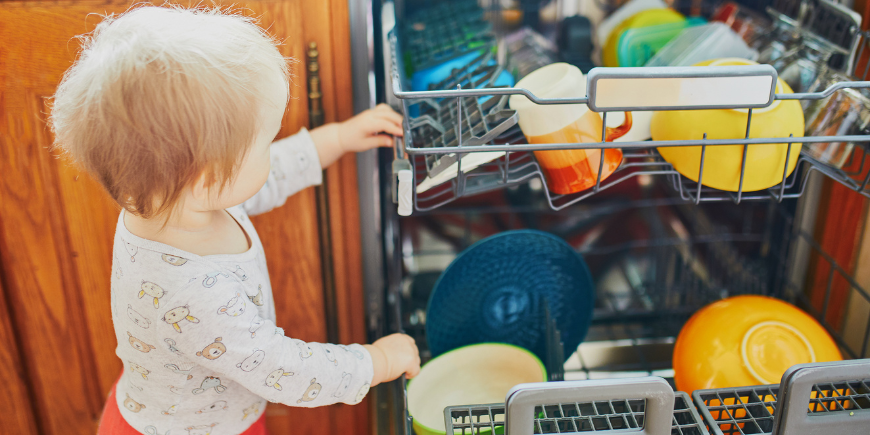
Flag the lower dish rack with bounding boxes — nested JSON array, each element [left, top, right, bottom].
[[437, 360, 870, 435], [693, 359, 870, 435], [443, 377, 700, 435], [445, 389, 708, 435]]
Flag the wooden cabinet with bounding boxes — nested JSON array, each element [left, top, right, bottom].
[[0, 1, 368, 434]]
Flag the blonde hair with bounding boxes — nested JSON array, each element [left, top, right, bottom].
[[49, 5, 290, 219]]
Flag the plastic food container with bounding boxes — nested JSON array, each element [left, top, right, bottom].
[[411, 50, 487, 91], [596, 0, 669, 53], [603, 8, 685, 67], [616, 17, 706, 67], [645, 22, 758, 66], [509, 63, 630, 194]]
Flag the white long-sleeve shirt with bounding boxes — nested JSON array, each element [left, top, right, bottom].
[[111, 129, 373, 435]]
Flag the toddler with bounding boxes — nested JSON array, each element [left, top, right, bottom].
[[49, 6, 420, 435]]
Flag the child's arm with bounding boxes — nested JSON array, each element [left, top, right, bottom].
[[242, 104, 403, 216], [241, 128, 323, 216], [158, 275, 419, 407]]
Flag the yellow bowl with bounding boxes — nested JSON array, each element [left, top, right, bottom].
[[602, 8, 685, 67], [674, 295, 842, 395], [408, 343, 546, 435], [651, 58, 804, 192]]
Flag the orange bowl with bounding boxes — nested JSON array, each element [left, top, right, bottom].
[[674, 295, 841, 394]]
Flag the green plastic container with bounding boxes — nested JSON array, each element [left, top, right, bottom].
[[616, 17, 706, 67]]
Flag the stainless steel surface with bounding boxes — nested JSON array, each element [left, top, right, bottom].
[[350, 0, 386, 337], [568, 338, 675, 379], [349, 0, 376, 114], [382, 1, 400, 110], [403, 133, 870, 153], [390, 68, 870, 153], [348, 1, 386, 432]]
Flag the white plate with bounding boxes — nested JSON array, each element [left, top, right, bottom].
[[416, 151, 507, 193]]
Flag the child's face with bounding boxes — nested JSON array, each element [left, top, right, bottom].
[[199, 70, 287, 210]]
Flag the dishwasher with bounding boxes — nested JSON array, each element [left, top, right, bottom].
[[347, 0, 870, 433]]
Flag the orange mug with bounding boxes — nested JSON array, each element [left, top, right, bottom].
[[510, 63, 632, 194]]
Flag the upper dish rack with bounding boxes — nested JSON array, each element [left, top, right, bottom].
[[384, 0, 870, 214]]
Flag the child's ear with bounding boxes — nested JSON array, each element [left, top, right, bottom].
[[188, 172, 212, 205]]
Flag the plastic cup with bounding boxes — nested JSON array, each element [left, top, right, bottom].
[[509, 63, 631, 195]]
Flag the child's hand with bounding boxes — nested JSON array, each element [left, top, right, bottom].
[[309, 104, 404, 168], [338, 103, 404, 152], [364, 333, 421, 386]]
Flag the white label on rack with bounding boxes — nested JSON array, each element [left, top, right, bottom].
[[586, 66, 777, 112]]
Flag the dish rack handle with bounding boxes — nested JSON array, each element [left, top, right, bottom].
[[772, 359, 870, 435], [504, 377, 675, 435], [585, 65, 777, 112]]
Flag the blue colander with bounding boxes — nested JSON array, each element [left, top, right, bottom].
[[426, 230, 595, 363]]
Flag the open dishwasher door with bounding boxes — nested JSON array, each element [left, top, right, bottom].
[[353, 0, 870, 434]]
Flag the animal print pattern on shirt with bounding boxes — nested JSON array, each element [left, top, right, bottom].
[[109, 131, 372, 434]]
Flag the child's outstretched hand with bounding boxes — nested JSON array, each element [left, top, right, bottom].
[[309, 104, 404, 168], [339, 103, 404, 152], [364, 333, 421, 386]]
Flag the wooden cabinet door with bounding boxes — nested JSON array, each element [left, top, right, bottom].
[[0, 1, 367, 434]]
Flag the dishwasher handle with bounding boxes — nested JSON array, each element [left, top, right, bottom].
[[504, 377, 675, 435]]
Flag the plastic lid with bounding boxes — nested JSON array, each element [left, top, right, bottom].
[[741, 320, 816, 384], [645, 22, 758, 67], [509, 63, 588, 136], [617, 17, 706, 67], [596, 0, 669, 46]]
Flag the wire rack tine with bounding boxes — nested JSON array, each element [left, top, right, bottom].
[[736, 109, 753, 204], [596, 112, 608, 192], [822, 266, 836, 323], [861, 315, 870, 358], [859, 154, 870, 193], [861, 34, 870, 81], [696, 135, 708, 205], [455, 85, 465, 198], [505, 151, 513, 185], [779, 136, 794, 202]]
